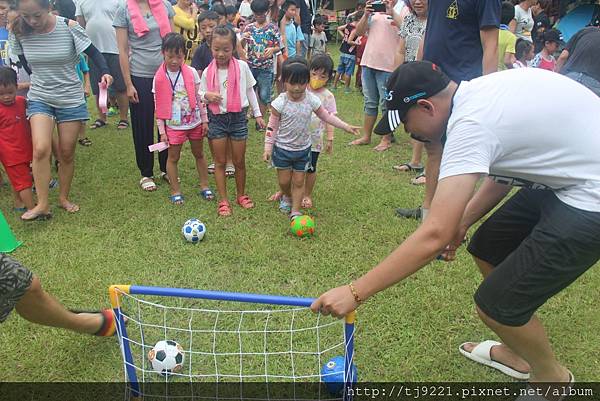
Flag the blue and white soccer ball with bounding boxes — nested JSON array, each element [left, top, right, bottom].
[[148, 340, 185, 376], [181, 218, 206, 243], [320, 356, 358, 395]]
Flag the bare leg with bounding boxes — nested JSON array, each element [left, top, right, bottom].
[[189, 139, 209, 190], [230, 139, 247, 198], [117, 91, 129, 122], [277, 169, 292, 198], [410, 140, 424, 166], [290, 170, 305, 215], [18, 188, 35, 210], [333, 72, 341, 89], [210, 138, 228, 200], [166, 144, 182, 196], [12, 188, 24, 209], [304, 171, 317, 201], [226, 139, 234, 169], [350, 114, 376, 145], [28, 115, 55, 215], [477, 307, 569, 384], [15, 276, 103, 334], [461, 256, 531, 375], [56, 121, 81, 212], [343, 74, 351, 89]]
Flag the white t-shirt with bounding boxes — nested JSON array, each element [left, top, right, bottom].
[[199, 59, 256, 114], [239, 1, 253, 18], [439, 68, 600, 213], [75, 0, 120, 54], [152, 68, 202, 130], [514, 4, 534, 42]]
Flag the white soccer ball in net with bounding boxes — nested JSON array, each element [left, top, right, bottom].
[[148, 340, 185, 376], [181, 218, 206, 243]]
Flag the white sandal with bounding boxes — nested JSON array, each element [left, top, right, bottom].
[[459, 340, 530, 380], [140, 177, 157, 192]]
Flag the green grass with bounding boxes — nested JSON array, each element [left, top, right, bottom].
[[1, 53, 599, 383]]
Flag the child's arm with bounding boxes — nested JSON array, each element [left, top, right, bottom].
[[246, 87, 266, 128], [314, 106, 360, 135], [263, 107, 281, 161], [337, 24, 347, 36], [157, 118, 168, 143], [83, 71, 91, 97]]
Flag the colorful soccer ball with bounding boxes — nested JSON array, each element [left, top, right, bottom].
[[290, 215, 315, 238], [182, 219, 206, 243], [320, 356, 358, 395], [148, 340, 185, 376]]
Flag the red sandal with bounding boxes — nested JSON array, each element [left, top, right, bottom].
[[217, 200, 232, 216], [237, 195, 255, 209]]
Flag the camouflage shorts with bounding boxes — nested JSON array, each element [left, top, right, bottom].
[[0, 253, 33, 323]]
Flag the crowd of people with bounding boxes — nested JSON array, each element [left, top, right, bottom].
[[1, 0, 600, 392]]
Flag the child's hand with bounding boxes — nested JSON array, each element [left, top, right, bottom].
[[263, 47, 275, 58], [204, 92, 223, 104], [256, 116, 266, 129], [202, 122, 209, 133], [262, 149, 272, 162], [325, 139, 333, 154], [84, 84, 91, 97], [346, 125, 362, 136], [160, 134, 168, 144]]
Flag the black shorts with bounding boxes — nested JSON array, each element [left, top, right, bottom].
[[89, 53, 127, 96], [306, 151, 320, 173], [0, 254, 33, 323], [468, 189, 600, 327]]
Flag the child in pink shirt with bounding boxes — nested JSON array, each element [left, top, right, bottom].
[[153, 33, 212, 205]]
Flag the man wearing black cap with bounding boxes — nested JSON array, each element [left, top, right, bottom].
[[311, 61, 600, 385]]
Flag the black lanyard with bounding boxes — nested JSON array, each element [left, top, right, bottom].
[[166, 67, 182, 99]]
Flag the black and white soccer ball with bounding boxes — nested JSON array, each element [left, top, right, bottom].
[[148, 340, 185, 376]]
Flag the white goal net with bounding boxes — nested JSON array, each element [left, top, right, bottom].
[[111, 286, 357, 401]]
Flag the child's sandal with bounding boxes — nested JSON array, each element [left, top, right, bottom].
[[200, 188, 215, 201], [237, 195, 254, 209], [217, 200, 232, 216], [169, 194, 184, 205]]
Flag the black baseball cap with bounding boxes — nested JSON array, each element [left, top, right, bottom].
[[374, 61, 451, 135], [542, 29, 564, 44]]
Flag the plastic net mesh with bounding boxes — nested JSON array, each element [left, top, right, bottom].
[[113, 288, 355, 401]]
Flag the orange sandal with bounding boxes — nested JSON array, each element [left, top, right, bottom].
[[217, 200, 232, 216], [237, 195, 255, 209]]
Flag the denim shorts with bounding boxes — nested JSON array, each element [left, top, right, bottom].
[[207, 108, 249, 141], [251, 68, 274, 105], [27, 100, 89, 123], [272, 145, 312, 172], [337, 53, 356, 76]]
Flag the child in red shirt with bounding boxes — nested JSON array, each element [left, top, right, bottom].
[[0, 67, 34, 213]]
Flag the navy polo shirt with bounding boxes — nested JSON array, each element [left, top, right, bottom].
[[423, 0, 500, 82]]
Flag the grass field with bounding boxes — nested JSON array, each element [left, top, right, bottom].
[[1, 53, 599, 383]]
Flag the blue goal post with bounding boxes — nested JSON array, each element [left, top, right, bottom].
[[109, 285, 357, 401]]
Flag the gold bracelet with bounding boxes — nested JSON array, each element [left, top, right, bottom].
[[348, 282, 363, 305]]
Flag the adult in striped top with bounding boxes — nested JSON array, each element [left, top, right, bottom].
[[9, 0, 112, 221]]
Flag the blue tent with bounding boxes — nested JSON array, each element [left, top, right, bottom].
[[556, 3, 600, 41]]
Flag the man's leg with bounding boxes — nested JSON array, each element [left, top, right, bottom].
[[350, 66, 377, 145], [0, 254, 104, 335], [16, 276, 103, 334], [477, 309, 569, 383], [469, 190, 600, 380]]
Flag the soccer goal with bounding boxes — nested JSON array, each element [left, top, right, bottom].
[[108, 285, 357, 401]]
